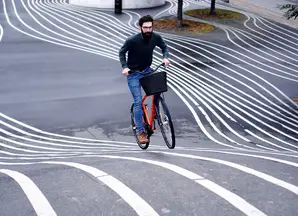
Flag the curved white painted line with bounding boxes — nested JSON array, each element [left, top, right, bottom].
[[0, 141, 62, 154], [154, 61, 298, 150], [0, 113, 137, 145], [44, 2, 298, 147], [231, 12, 298, 65], [56, 0, 298, 118], [162, 49, 298, 148], [163, 37, 298, 119], [0, 128, 133, 150], [0, 135, 91, 152], [84, 2, 298, 125], [253, 17, 298, 46], [163, 34, 298, 114], [122, 10, 140, 29], [48, 0, 136, 34], [167, 37, 298, 128], [43, 161, 159, 216], [20, 0, 117, 54], [168, 61, 298, 136], [231, 29, 298, 74], [31, 0, 124, 46], [0, 149, 83, 157], [0, 158, 267, 216], [257, 17, 298, 39], [0, 122, 135, 148], [52, 1, 138, 38], [0, 114, 165, 150], [1, 1, 213, 153], [98, 155, 267, 216], [0, 25, 3, 41], [169, 69, 298, 144], [174, 146, 298, 158], [224, 30, 298, 114], [7, 0, 298, 150], [59, 0, 296, 126], [0, 149, 141, 160], [38, 0, 126, 42], [0, 169, 57, 216], [239, 15, 298, 58], [228, 28, 298, 76], [169, 77, 296, 152], [157, 152, 298, 195], [243, 17, 298, 57], [0, 136, 141, 155], [173, 32, 298, 80], [155, 54, 297, 148], [2, 0, 118, 59], [154, 0, 175, 19], [166, 37, 298, 118], [167, 65, 297, 151], [167, 71, 291, 151], [166, 82, 245, 150], [177, 149, 298, 168], [168, 76, 254, 148], [1, 0, 242, 150]]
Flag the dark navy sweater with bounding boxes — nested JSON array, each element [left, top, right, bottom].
[[119, 32, 169, 71]]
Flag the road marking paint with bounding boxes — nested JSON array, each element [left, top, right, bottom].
[[157, 152, 298, 195], [0, 127, 133, 149], [98, 155, 267, 216], [2, 0, 298, 152], [0, 169, 57, 216], [0, 112, 138, 146], [0, 24, 3, 41], [0, 157, 266, 215], [4, 161, 159, 216]]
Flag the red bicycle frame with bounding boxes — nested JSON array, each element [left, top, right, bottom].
[[142, 94, 156, 131]]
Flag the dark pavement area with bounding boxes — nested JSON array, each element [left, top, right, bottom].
[[1, 0, 298, 215]]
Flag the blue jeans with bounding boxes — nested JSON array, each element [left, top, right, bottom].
[[127, 67, 152, 133]]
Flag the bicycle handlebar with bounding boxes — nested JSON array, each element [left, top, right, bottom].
[[128, 62, 165, 75]]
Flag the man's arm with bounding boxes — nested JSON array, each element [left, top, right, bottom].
[[157, 34, 169, 59], [156, 34, 170, 66], [119, 39, 130, 69]]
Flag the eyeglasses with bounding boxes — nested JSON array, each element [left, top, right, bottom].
[[142, 26, 152, 30]]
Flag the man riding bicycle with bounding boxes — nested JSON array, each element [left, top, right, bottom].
[[119, 15, 170, 144]]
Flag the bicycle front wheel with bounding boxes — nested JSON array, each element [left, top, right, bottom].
[[155, 97, 175, 149]]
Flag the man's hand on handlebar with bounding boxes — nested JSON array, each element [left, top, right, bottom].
[[122, 68, 130, 76], [162, 58, 170, 67]]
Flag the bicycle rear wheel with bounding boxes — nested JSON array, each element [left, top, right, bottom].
[[130, 104, 149, 150], [155, 97, 175, 149]]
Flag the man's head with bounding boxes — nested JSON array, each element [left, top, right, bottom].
[[139, 15, 153, 40]]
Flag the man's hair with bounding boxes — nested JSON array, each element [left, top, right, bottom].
[[139, 15, 154, 27]]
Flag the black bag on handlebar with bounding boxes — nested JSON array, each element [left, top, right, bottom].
[[139, 71, 168, 96]]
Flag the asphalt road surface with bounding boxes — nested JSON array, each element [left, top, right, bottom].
[[1, 0, 298, 216]]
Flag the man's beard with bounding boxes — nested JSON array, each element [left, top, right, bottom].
[[141, 30, 152, 40]]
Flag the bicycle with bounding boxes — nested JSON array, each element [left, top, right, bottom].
[[128, 63, 175, 150]]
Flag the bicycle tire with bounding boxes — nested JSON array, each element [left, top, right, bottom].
[[155, 97, 175, 149], [130, 104, 149, 150]]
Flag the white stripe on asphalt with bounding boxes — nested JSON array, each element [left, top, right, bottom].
[[0, 157, 266, 216], [0, 24, 3, 41], [157, 152, 298, 195], [0, 127, 132, 150], [32, 161, 160, 216], [98, 155, 267, 216], [0, 112, 137, 146], [178, 149, 298, 168], [0, 169, 57, 216]]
